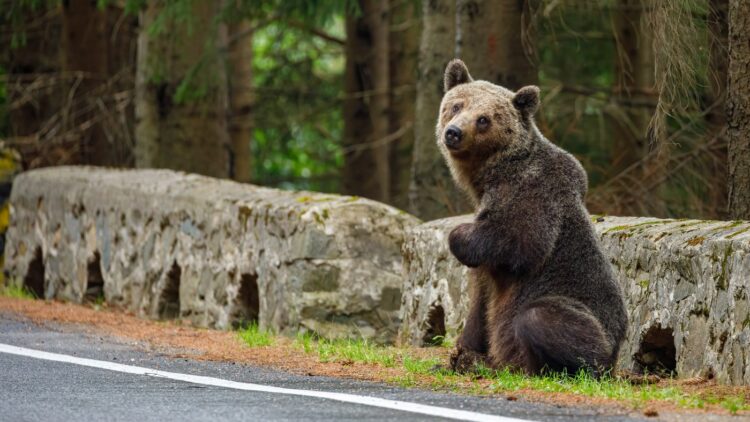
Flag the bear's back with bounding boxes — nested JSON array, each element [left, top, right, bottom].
[[516, 134, 627, 345]]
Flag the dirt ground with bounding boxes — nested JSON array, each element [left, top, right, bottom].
[[2, 296, 748, 420]]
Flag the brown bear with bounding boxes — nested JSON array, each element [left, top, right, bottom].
[[437, 59, 627, 376]]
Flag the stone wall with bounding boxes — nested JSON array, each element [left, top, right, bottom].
[[4, 167, 419, 343], [399, 215, 750, 385], [7, 166, 750, 384]]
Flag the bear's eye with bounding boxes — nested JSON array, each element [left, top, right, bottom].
[[477, 116, 490, 126], [451, 104, 461, 114]]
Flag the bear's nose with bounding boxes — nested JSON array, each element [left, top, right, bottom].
[[444, 125, 463, 150]]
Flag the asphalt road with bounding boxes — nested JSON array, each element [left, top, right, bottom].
[[0, 314, 651, 422]]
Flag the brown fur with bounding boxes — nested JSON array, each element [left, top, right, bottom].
[[439, 59, 627, 376]]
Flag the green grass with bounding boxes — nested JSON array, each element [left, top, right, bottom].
[[474, 366, 748, 413], [486, 367, 683, 402], [0, 284, 36, 299], [256, 331, 750, 414], [294, 332, 447, 371], [402, 355, 441, 374], [721, 396, 746, 414], [294, 332, 400, 367], [428, 335, 454, 348], [237, 322, 274, 347], [391, 373, 419, 388]]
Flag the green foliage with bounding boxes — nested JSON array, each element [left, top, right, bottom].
[[536, 6, 619, 188], [251, 18, 344, 192], [116, 0, 346, 191], [227, 0, 359, 25], [237, 322, 274, 347]]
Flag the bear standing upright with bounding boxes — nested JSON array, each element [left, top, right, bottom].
[[437, 59, 627, 375]]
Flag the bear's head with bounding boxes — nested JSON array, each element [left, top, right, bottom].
[[437, 59, 541, 194]]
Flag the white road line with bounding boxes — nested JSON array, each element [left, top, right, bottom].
[[0, 343, 534, 422]]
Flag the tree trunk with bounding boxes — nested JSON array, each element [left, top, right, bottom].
[[727, 0, 750, 219], [8, 3, 135, 169], [707, 0, 729, 219], [409, 0, 467, 220], [227, 20, 254, 183], [455, 0, 537, 88], [133, 3, 159, 171], [342, 0, 390, 203], [134, 1, 230, 178], [388, 0, 419, 209], [61, 0, 111, 165]]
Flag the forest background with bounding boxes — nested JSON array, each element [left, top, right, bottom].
[[2, 0, 750, 222]]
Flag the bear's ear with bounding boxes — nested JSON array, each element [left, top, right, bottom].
[[512, 85, 540, 119], [444, 59, 473, 92]]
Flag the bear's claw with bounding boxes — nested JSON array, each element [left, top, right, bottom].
[[449, 345, 491, 374]]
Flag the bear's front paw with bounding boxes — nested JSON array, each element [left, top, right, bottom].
[[449, 224, 481, 267], [450, 345, 490, 374]]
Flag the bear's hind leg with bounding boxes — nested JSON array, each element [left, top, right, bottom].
[[513, 297, 614, 376]]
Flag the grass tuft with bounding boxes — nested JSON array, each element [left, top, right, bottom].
[[0, 284, 36, 299], [295, 332, 398, 367], [237, 322, 274, 347], [402, 355, 441, 374], [429, 335, 454, 348], [720, 396, 745, 415], [391, 374, 418, 388]]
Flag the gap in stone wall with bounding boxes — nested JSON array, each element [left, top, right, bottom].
[[422, 305, 447, 346], [23, 247, 45, 298], [231, 273, 260, 329], [158, 262, 181, 319], [635, 325, 677, 376], [84, 252, 105, 303]]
